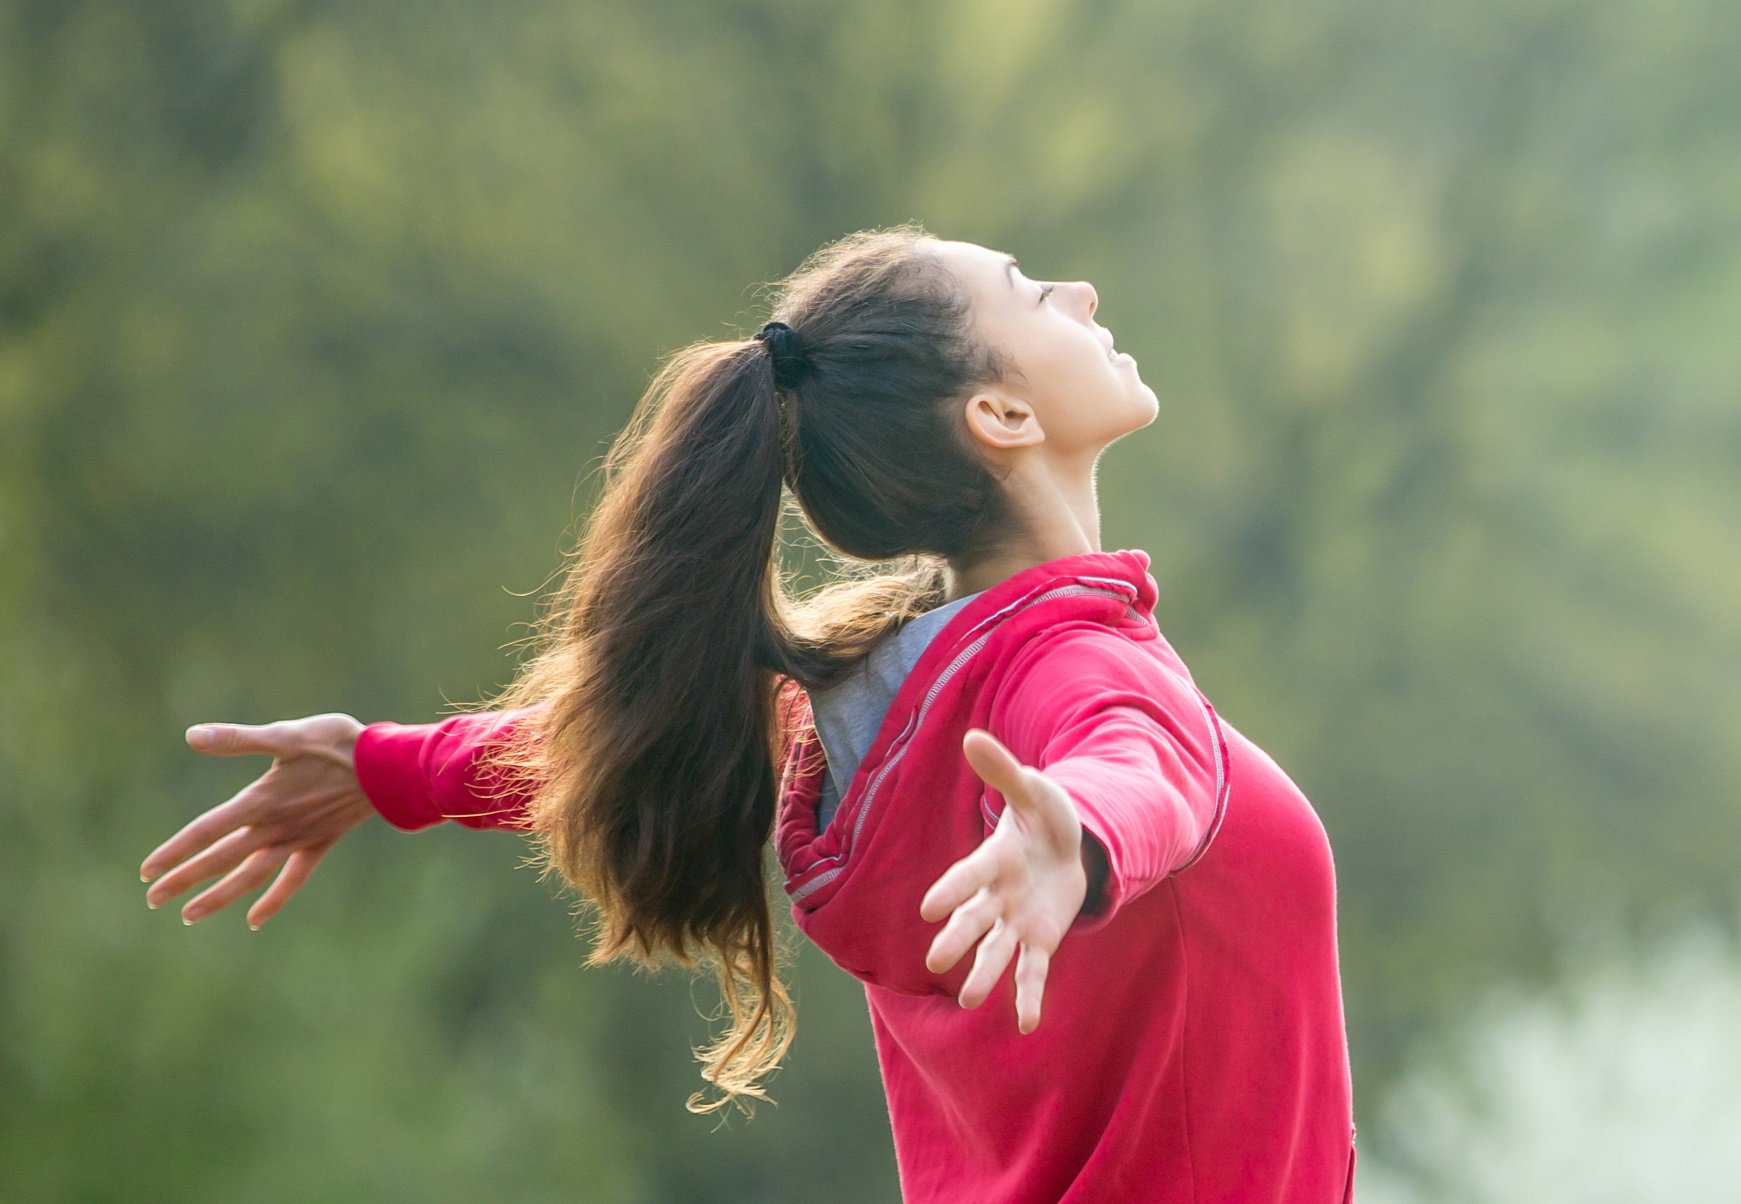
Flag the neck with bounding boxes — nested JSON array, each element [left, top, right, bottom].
[[944, 452, 1102, 601]]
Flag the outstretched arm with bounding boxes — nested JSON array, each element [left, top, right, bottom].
[[919, 628, 1227, 1032], [142, 709, 536, 927]]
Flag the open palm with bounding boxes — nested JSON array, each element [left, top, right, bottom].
[[140, 714, 375, 928], [920, 728, 1090, 1034]]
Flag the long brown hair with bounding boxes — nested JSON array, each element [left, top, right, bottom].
[[492, 225, 1011, 1111]]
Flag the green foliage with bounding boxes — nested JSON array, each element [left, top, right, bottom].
[[3, 0, 1738, 1197]]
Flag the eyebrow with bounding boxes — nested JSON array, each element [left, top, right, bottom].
[[1004, 256, 1019, 289]]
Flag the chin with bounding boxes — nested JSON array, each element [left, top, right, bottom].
[[1125, 383, 1160, 431]]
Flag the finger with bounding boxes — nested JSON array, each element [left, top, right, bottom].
[[925, 888, 1002, 975], [182, 844, 292, 924], [1014, 943, 1052, 1034], [185, 721, 297, 758], [962, 729, 1029, 799], [246, 845, 328, 929], [140, 779, 273, 882], [958, 920, 1019, 1010], [920, 845, 999, 922], [146, 825, 274, 908]]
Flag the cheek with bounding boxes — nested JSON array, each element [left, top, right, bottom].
[[1038, 354, 1137, 446], [1012, 326, 1148, 446], [1037, 332, 1108, 397]]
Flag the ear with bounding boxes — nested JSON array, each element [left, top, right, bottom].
[[962, 388, 1045, 453]]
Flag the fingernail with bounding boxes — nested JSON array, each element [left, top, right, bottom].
[[186, 725, 214, 746], [182, 911, 201, 925], [147, 898, 158, 910]]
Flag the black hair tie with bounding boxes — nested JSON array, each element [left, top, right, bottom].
[[753, 320, 812, 392]]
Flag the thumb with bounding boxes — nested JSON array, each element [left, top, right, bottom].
[[962, 728, 1031, 802], [186, 722, 294, 758], [965, 729, 1081, 843]]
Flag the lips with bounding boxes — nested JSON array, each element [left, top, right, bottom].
[[1094, 323, 1132, 365]]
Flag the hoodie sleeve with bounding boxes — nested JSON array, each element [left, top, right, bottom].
[[990, 626, 1228, 926], [353, 709, 537, 832]]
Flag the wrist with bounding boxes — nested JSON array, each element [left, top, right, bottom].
[[312, 713, 365, 770]]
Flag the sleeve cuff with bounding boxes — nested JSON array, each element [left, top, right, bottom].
[[354, 722, 448, 831], [1069, 809, 1127, 934]]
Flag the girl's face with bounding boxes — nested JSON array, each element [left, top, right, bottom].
[[930, 239, 1159, 461]]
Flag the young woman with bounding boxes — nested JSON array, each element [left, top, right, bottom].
[[140, 228, 1355, 1202]]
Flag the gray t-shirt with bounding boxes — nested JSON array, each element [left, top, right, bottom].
[[810, 591, 983, 832]]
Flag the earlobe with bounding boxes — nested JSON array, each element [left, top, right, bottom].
[[963, 391, 1045, 452]]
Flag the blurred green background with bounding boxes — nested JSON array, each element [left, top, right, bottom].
[[4, 0, 1739, 1199]]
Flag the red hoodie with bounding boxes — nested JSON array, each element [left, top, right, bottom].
[[355, 550, 1355, 1202]]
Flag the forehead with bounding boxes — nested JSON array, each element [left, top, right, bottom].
[[928, 239, 1017, 302]]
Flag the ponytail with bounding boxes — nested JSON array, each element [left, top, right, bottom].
[[490, 225, 1010, 1111], [496, 339, 797, 1111]]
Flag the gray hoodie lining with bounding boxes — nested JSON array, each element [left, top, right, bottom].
[[809, 591, 983, 832]]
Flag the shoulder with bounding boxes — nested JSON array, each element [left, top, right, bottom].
[[999, 619, 1184, 700], [987, 620, 1203, 742]]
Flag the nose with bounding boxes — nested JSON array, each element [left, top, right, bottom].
[[1073, 280, 1099, 318]]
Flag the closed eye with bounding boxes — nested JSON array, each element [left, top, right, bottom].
[[1037, 284, 1055, 305]]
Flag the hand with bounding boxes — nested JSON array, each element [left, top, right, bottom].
[[140, 713, 375, 929], [920, 729, 1089, 1033]]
